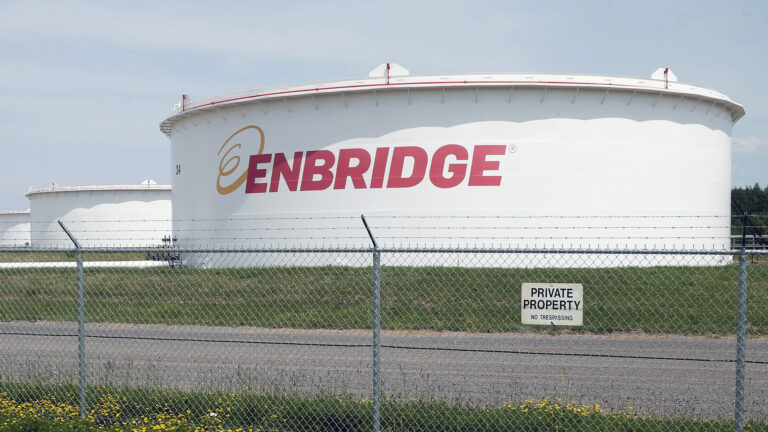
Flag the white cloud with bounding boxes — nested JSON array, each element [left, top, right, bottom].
[[732, 136, 768, 153]]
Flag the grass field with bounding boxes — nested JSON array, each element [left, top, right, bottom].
[[1, 383, 764, 432], [1, 264, 766, 335]]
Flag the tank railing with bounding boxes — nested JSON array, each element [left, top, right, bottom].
[[166, 72, 739, 118], [26, 184, 172, 194]]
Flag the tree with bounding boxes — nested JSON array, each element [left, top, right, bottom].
[[732, 184, 768, 238]]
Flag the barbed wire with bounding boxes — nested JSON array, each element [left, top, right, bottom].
[[6, 230, 742, 239], [2, 236, 739, 243], [7, 224, 742, 233], [1, 214, 764, 251], [4, 215, 768, 230], [0, 214, 744, 224]]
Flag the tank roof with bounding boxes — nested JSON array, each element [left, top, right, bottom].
[[26, 184, 171, 198], [160, 69, 745, 136]]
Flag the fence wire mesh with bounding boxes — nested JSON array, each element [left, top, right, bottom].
[[0, 218, 766, 431]]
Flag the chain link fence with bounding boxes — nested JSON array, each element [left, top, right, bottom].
[[0, 220, 766, 431]]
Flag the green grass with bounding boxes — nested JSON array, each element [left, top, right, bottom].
[[1, 264, 766, 335], [1, 383, 765, 432]]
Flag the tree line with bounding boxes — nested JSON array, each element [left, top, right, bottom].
[[732, 184, 768, 238]]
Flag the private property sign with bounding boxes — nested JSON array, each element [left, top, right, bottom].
[[521, 283, 583, 326]]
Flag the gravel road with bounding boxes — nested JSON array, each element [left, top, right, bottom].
[[1, 321, 766, 419]]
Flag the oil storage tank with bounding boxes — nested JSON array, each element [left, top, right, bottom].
[[159, 65, 744, 267], [0, 210, 31, 247], [26, 181, 172, 248]]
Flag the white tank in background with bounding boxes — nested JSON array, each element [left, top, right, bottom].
[[26, 182, 172, 248], [159, 65, 744, 267], [0, 210, 31, 247]]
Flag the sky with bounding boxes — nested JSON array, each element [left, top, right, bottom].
[[1, 0, 766, 210]]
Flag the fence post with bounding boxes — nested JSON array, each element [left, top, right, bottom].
[[58, 220, 86, 418], [362, 215, 382, 432], [735, 248, 748, 432]]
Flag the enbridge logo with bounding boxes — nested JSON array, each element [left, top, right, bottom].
[[217, 125, 506, 195], [217, 125, 265, 195]]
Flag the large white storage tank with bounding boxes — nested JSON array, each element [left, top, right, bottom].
[[160, 66, 744, 267], [0, 210, 31, 247], [26, 182, 172, 248]]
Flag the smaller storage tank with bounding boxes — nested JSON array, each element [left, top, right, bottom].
[[0, 210, 31, 247], [26, 182, 172, 248]]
